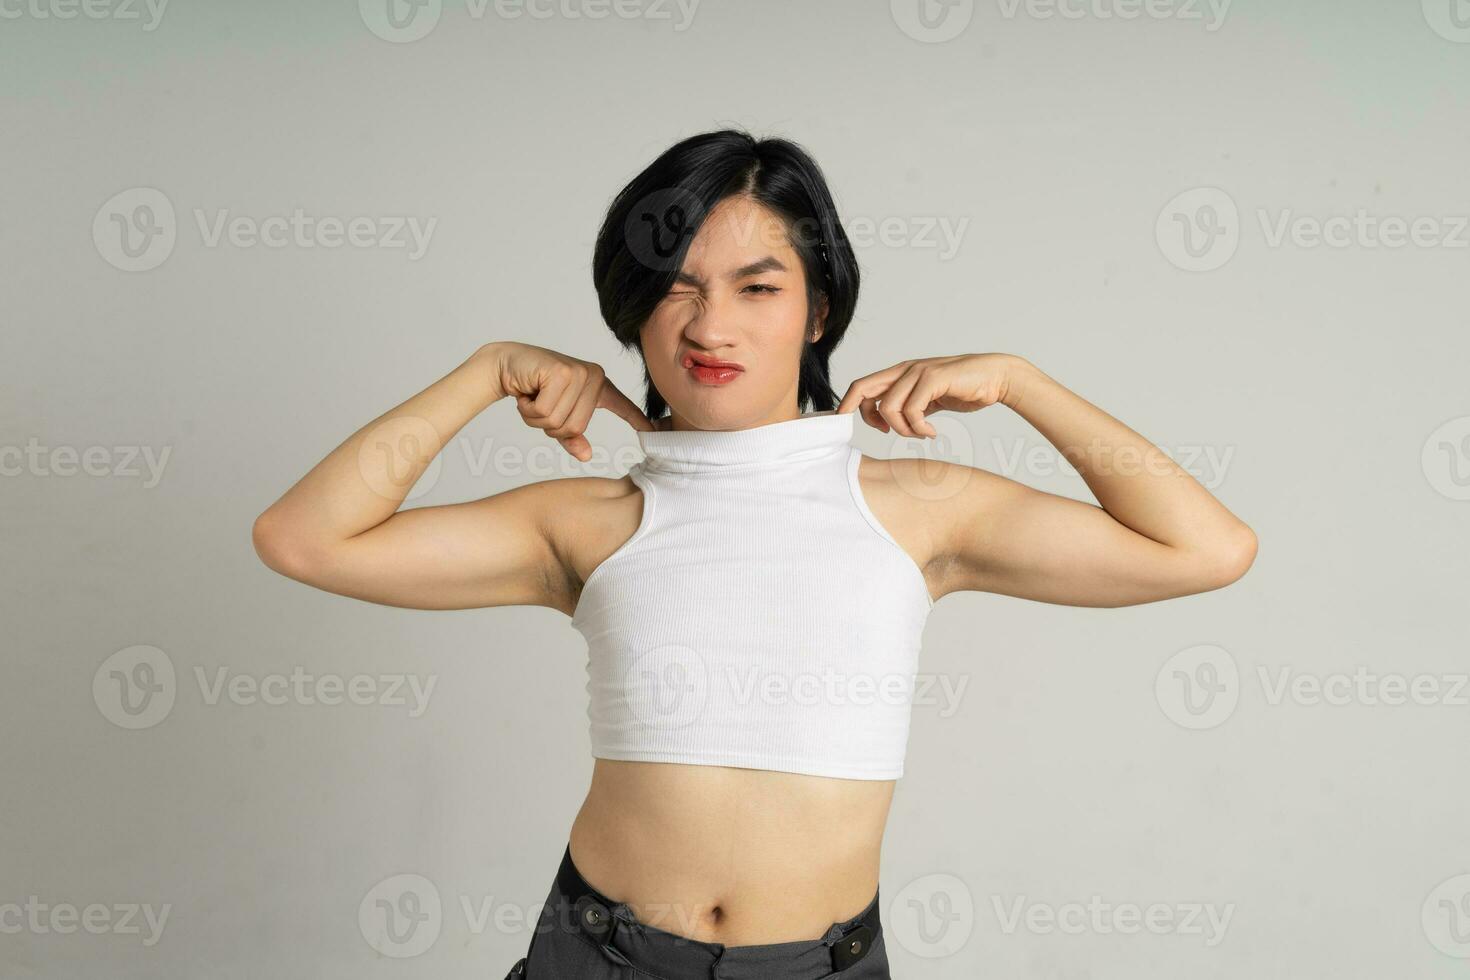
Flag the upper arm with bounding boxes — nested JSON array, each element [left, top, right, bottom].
[[252, 479, 574, 611], [925, 460, 1256, 607]]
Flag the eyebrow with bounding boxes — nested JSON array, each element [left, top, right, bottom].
[[672, 256, 788, 288]]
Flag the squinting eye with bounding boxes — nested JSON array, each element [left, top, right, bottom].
[[743, 284, 780, 294]]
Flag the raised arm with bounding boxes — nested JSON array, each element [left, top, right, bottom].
[[250, 341, 652, 611], [840, 353, 1257, 608]]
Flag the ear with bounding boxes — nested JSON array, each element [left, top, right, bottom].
[[810, 294, 829, 343]]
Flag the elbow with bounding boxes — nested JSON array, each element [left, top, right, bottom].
[[252, 509, 318, 580], [1194, 522, 1258, 591]]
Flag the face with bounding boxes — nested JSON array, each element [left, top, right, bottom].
[[640, 195, 826, 431]]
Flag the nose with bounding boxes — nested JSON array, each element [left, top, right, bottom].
[[678, 295, 741, 354]]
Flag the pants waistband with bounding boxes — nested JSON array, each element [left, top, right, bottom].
[[549, 843, 882, 978]]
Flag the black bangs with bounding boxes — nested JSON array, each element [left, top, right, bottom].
[[592, 129, 859, 421]]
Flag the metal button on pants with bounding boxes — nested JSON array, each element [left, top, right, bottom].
[[506, 843, 891, 978]]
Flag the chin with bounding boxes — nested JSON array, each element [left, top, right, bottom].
[[664, 396, 755, 429]]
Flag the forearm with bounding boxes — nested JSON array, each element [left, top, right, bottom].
[[255, 342, 509, 548], [1002, 356, 1253, 556]]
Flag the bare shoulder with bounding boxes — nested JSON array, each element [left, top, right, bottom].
[[523, 470, 646, 616], [852, 451, 1007, 602]]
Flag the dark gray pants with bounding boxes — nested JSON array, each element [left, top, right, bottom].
[[504, 844, 891, 979]]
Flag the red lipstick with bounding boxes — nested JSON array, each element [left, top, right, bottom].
[[683, 351, 744, 386]]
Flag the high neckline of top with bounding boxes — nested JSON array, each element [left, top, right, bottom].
[[636, 409, 855, 473]]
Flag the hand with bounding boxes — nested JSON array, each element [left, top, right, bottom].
[[489, 342, 656, 461], [836, 353, 1030, 438]]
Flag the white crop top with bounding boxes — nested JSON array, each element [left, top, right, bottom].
[[570, 409, 934, 780]]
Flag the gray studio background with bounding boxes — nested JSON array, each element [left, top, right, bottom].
[[4, 1, 1469, 977]]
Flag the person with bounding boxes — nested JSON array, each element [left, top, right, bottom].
[[251, 130, 1257, 979]]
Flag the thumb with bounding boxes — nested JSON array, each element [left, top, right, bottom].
[[558, 432, 592, 462]]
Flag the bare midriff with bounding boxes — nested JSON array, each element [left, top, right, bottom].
[[566, 758, 895, 947]]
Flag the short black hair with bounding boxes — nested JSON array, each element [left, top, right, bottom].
[[592, 129, 859, 421]]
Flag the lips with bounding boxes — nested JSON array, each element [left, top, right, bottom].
[[683, 352, 743, 371], [683, 351, 744, 385]]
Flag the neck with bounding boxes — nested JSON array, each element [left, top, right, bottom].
[[662, 404, 812, 434], [638, 409, 853, 474]]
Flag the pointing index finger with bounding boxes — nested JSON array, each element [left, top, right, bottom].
[[597, 379, 657, 433]]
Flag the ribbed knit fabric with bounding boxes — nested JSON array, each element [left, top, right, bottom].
[[570, 409, 934, 780]]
